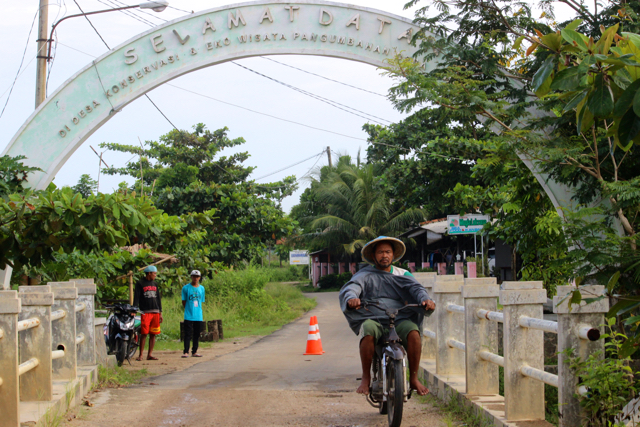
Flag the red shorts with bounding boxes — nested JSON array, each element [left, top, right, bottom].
[[141, 313, 161, 335]]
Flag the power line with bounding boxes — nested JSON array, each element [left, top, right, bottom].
[[54, 42, 370, 142], [167, 5, 193, 14], [232, 62, 392, 125], [72, 0, 111, 49], [108, 0, 168, 24], [0, 9, 39, 119], [67, 3, 178, 130], [95, 0, 157, 26], [166, 83, 367, 141], [260, 57, 387, 97], [253, 150, 324, 181]]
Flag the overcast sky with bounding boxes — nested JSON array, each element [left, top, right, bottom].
[[0, 1, 574, 212]]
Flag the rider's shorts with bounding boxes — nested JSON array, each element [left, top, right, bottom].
[[358, 319, 420, 349], [141, 313, 161, 335]]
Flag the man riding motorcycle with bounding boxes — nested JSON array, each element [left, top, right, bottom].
[[339, 236, 436, 396]]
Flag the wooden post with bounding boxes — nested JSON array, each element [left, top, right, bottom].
[[129, 272, 134, 305]]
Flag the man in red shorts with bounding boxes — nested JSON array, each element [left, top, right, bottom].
[[133, 265, 163, 361]]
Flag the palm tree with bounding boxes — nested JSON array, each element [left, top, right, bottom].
[[305, 155, 425, 257]]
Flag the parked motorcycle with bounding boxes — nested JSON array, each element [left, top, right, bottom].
[[103, 302, 141, 366], [362, 301, 425, 427]]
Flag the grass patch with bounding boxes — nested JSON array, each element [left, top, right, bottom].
[[96, 365, 148, 388], [154, 281, 316, 350], [417, 389, 493, 427], [295, 282, 337, 293]]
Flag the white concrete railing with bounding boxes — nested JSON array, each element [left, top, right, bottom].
[[0, 279, 97, 427], [413, 273, 608, 427]]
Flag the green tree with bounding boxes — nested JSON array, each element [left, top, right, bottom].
[[300, 156, 426, 256], [71, 174, 98, 197]]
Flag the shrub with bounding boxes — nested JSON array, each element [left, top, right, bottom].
[[415, 267, 435, 273], [318, 272, 353, 290]]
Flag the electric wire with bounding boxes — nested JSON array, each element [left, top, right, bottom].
[[232, 62, 392, 125], [108, 0, 168, 23], [95, 0, 157, 26], [55, 42, 369, 142], [72, 0, 111, 49], [0, 9, 39, 119], [167, 5, 193, 14], [260, 57, 387, 97], [253, 150, 325, 181], [167, 83, 368, 141], [67, 2, 180, 130]]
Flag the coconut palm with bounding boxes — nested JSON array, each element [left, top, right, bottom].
[[306, 155, 426, 257]]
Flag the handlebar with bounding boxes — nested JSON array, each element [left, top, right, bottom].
[[360, 300, 424, 317]]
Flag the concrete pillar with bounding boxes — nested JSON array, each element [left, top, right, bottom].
[[433, 278, 465, 376], [467, 262, 477, 278], [415, 273, 437, 359], [50, 282, 78, 381], [350, 263, 356, 274], [408, 262, 416, 272], [437, 263, 447, 275], [74, 279, 96, 366], [0, 291, 21, 427], [414, 272, 437, 288], [320, 263, 325, 277], [554, 285, 608, 427], [462, 279, 499, 395], [500, 281, 547, 421], [422, 262, 430, 269], [18, 285, 54, 401], [454, 262, 464, 275], [0, 266, 12, 290], [421, 280, 437, 360], [338, 263, 345, 274]]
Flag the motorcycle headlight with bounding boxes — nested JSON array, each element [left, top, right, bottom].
[[118, 318, 135, 329]]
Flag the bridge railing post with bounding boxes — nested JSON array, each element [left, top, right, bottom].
[[18, 285, 54, 401], [414, 272, 437, 360], [434, 276, 465, 377], [462, 278, 499, 395], [50, 281, 79, 381], [0, 290, 21, 427], [74, 279, 96, 366], [500, 281, 547, 421], [554, 285, 608, 427]]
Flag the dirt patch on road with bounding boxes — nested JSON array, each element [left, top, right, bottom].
[[118, 335, 263, 379]]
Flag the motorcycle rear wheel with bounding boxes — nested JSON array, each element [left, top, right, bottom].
[[115, 338, 126, 367], [387, 358, 404, 427]]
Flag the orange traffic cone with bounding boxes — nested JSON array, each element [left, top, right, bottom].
[[313, 316, 325, 353], [304, 316, 324, 355]]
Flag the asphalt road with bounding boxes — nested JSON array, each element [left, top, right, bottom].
[[72, 292, 441, 427]]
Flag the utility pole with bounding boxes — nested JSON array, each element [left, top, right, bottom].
[[90, 145, 109, 194], [326, 146, 332, 168], [35, 0, 49, 108]]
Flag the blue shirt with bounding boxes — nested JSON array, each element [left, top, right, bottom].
[[182, 284, 205, 322]]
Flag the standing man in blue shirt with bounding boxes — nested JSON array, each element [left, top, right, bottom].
[[182, 270, 205, 358]]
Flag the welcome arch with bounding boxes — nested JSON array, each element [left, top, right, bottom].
[[3, 0, 578, 217]]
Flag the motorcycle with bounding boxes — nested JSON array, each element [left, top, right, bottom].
[[103, 302, 141, 366], [362, 301, 425, 427]]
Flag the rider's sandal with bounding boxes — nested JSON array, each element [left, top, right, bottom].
[[192, 353, 203, 357], [181, 353, 189, 358]]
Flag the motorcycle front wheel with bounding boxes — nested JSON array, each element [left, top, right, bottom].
[[387, 358, 404, 427], [377, 356, 388, 415], [127, 326, 141, 360], [115, 338, 126, 367]]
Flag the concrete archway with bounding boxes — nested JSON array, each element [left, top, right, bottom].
[[2, 0, 583, 227]]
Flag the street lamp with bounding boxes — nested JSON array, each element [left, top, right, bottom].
[[35, 1, 170, 107]]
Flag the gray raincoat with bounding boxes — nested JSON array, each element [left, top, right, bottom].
[[339, 265, 433, 335]]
